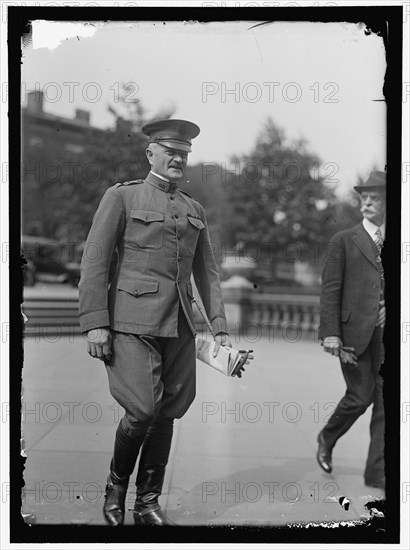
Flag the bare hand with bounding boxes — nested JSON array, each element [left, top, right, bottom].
[[322, 336, 342, 356], [339, 346, 358, 366], [234, 350, 254, 377], [213, 332, 232, 357], [376, 300, 386, 328], [86, 328, 112, 363]]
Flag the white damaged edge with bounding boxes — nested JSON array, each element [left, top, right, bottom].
[[20, 436, 27, 458], [287, 518, 370, 528], [31, 21, 100, 51]]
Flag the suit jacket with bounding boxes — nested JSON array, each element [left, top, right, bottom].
[[319, 222, 383, 356], [78, 172, 227, 338]]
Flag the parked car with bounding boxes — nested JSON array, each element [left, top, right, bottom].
[[64, 243, 119, 288], [22, 257, 37, 286], [64, 242, 85, 287], [21, 235, 70, 285]]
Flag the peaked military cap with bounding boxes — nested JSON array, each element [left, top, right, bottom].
[[142, 119, 200, 153], [354, 171, 386, 193]]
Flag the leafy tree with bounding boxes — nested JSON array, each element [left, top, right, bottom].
[[22, 86, 175, 243], [220, 118, 339, 259], [179, 164, 225, 260], [22, 103, 364, 282], [322, 192, 363, 235]]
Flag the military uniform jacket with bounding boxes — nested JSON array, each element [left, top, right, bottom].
[[78, 172, 227, 338], [318, 222, 384, 357]]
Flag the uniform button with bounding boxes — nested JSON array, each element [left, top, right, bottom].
[[170, 195, 175, 200], [177, 257, 181, 262], [134, 291, 138, 296], [174, 214, 179, 219]]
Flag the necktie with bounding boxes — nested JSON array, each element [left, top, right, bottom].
[[374, 227, 383, 253], [374, 227, 384, 294]]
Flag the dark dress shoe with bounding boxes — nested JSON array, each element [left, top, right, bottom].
[[103, 477, 128, 526], [365, 477, 385, 490], [133, 504, 176, 526], [316, 432, 333, 473]]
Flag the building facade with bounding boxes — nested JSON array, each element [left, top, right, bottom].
[[22, 90, 106, 236]]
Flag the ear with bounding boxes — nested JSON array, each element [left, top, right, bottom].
[[146, 147, 153, 166]]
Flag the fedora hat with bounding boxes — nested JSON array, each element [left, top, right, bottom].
[[354, 171, 386, 193]]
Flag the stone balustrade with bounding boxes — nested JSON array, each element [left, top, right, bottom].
[[23, 286, 321, 338], [219, 287, 320, 335]]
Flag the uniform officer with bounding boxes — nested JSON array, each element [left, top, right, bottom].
[[317, 171, 386, 490], [79, 119, 231, 526]]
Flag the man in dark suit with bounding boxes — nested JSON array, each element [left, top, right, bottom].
[[79, 119, 231, 525], [317, 171, 386, 490]]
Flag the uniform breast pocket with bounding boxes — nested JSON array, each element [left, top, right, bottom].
[[185, 215, 205, 255], [117, 278, 159, 326], [130, 210, 164, 249]]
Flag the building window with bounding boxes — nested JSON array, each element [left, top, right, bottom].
[[29, 137, 44, 147], [64, 143, 85, 154]]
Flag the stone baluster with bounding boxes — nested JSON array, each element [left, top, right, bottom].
[[280, 303, 291, 329], [249, 300, 262, 326], [300, 305, 311, 331], [271, 303, 281, 328], [261, 302, 272, 326]]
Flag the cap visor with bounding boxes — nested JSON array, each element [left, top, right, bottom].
[[156, 140, 192, 153]]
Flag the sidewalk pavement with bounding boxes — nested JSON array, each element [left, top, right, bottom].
[[21, 331, 384, 526]]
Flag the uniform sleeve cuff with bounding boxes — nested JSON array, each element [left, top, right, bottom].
[[79, 310, 110, 334], [211, 318, 228, 335]]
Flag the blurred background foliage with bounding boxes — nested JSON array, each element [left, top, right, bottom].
[[22, 89, 363, 286]]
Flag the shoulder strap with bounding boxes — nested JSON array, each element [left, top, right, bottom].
[[117, 179, 144, 187], [179, 188, 193, 198]]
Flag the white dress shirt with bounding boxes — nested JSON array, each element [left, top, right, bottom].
[[362, 218, 385, 242]]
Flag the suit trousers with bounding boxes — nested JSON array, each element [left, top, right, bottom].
[[105, 305, 196, 434], [321, 326, 385, 480]]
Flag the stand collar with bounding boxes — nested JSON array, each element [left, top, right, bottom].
[[147, 171, 178, 193]]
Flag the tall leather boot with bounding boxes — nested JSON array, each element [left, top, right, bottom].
[[103, 420, 146, 526], [133, 419, 176, 526]]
